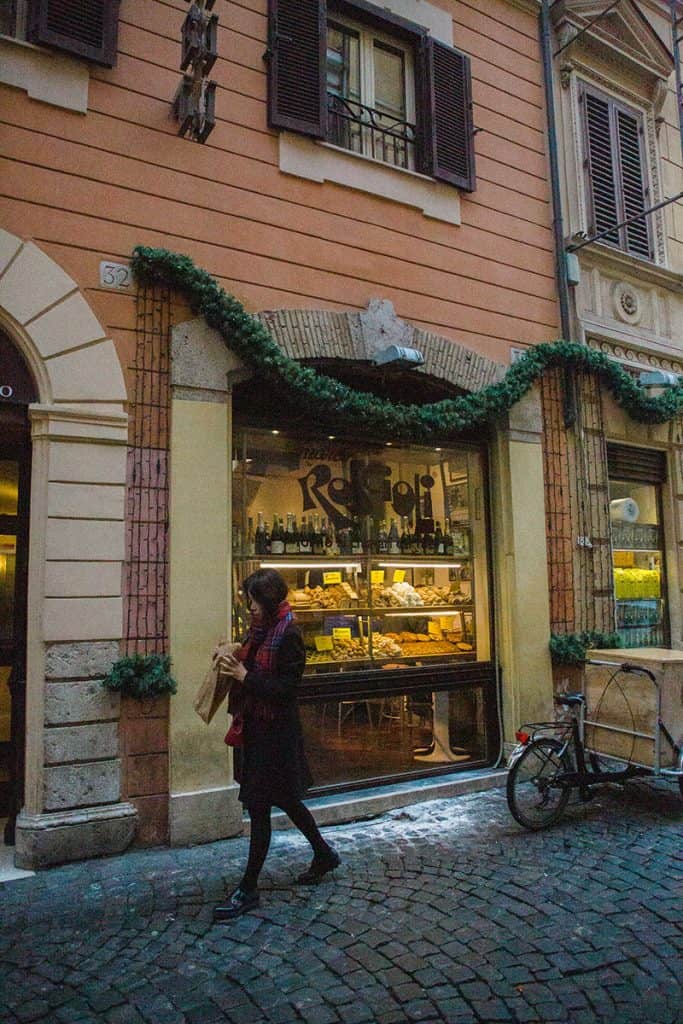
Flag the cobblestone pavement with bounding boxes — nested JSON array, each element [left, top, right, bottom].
[[1, 781, 681, 1024]]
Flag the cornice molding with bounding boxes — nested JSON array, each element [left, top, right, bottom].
[[576, 240, 683, 292]]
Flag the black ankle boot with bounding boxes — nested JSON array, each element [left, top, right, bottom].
[[296, 847, 341, 885], [213, 886, 260, 921]]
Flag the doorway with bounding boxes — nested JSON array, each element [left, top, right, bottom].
[[0, 332, 36, 843]]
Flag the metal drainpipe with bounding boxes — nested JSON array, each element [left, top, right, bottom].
[[540, 0, 576, 425]]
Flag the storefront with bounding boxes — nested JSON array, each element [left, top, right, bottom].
[[231, 421, 497, 792]]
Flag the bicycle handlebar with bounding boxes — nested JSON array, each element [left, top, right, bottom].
[[585, 658, 657, 683]]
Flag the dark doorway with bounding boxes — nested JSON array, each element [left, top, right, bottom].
[[0, 331, 37, 843]]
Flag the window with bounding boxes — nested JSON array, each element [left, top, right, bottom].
[[608, 444, 668, 648], [267, 0, 476, 191], [326, 17, 416, 170], [581, 85, 652, 259], [0, 0, 119, 67]]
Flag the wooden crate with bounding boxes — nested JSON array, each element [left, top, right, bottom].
[[583, 650, 683, 769]]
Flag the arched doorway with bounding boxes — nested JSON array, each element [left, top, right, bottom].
[[0, 330, 38, 843]]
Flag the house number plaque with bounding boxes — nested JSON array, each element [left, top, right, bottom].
[[99, 261, 133, 289]]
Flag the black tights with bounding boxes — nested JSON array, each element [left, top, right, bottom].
[[240, 798, 330, 892]]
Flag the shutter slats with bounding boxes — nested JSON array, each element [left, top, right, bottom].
[[423, 38, 475, 191], [607, 444, 667, 484], [585, 93, 619, 246], [584, 88, 651, 260], [28, 0, 119, 66], [267, 0, 326, 137]]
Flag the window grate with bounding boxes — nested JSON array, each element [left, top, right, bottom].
[[327, 93, 416, 169], [124, 284, 171, 656]]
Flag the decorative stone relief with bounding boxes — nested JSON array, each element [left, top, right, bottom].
[[587, 337, 683, 375], [612, 282, 642, 325]]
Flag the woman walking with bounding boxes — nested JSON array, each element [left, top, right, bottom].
[[214, 568, 340, 921]]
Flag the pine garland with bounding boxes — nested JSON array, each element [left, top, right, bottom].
[[131, 245, 683, 439], [102, 653, 177, 700]]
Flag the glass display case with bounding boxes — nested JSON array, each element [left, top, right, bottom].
[[230, 426, 495, 787], [609, 480, 667, 648], [231, 429, 490, 671]]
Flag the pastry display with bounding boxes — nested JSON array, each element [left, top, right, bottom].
[[414, 585, 470, 606], [288, 582, 359, 609]]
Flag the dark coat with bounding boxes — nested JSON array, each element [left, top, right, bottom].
[[231, 624, 313, 810]]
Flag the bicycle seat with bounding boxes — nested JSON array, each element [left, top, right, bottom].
[[554, 692, 585, 707]]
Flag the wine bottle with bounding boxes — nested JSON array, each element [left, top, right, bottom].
[[246, 517, 255, 556], [312, 513, 323, 555], [351, 517, 363, 555], [400, 516, 409, 554], [254, 512, 266, 555], [271, 516, 285, 555], [434, 521, 445, 555], [378, 520, 389, 555], [285, 513, 297, 555], [299, 515, 312, 555], [388, 518, 400, 555]]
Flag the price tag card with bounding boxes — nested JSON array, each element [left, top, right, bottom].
[[440, 613, 461, 631], [323, 571, 342, 585], [332, 627, 352, 641], [428, 620, 442, 638], [370, 569, 385, 585], [314, 636, 334, 652], [393, 569, 406, 583]]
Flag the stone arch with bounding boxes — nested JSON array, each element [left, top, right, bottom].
[[0, 231, 134, 869], [0, 232, 127, 408], [256, 300, 506, 394]]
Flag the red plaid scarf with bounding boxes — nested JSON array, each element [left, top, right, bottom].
[[237, 600, 294, 673]]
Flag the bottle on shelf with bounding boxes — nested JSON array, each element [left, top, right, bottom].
[[328, 519, 340, 556], [351, 517, 363, 556], [285, 513, 297, 555], [299, 515, 312, 555], [434, 521, 445, 555], [399, 516, 410, 554], [377, 520, 389, 555], [254, 512, 266, 556], [312, 513, 324, 556], [271, 515, 285, 555], [443, 527, 454, 557], [388, 518, 400, 555], [245, 517, 255, 556], [232, 521, 241, 555], [409, 519, 421, 556]]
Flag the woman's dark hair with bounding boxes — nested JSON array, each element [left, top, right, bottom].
[[243, 568, 288, 619]]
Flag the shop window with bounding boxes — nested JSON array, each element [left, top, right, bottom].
[[267, 0, 476, 191], [1, 0, 119, 67], [232, 427, 495, 789], [608, 444, 668, 648], [580, 84, 652, 260]]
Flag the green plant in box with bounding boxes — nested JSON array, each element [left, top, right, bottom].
[[102, 653, 177, 700], [550, 631, 621, 667]]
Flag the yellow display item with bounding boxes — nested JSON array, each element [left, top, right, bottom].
[[613, 567, 660, 600]]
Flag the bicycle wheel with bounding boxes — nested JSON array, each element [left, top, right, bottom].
[[507, 738, 572, 830]]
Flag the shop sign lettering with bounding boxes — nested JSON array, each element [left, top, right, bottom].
[[298, 460, 433, 529]]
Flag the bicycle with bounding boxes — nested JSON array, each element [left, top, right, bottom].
[[506, 660, 683, 830]]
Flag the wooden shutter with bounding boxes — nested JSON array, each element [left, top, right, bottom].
[[419, 38, 475, 192], [28, 0, 119, 67], [584, 92, 619, 246], [583, 89, 651, 259], [267, 0, 327, 138], [617, 109, 651, 258], [607, 444, 666, 484]]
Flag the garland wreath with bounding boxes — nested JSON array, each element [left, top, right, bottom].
[[133, 246, 667, 662], [131, 245, 683, 442]]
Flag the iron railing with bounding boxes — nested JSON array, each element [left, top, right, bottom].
[[327, 93, 416, 170]]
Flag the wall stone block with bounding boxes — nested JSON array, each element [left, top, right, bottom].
[[44, 760, 120, 810], [45, 680, 119, 725], [45, 641, 120, 680], [44, 722, 119, 765]]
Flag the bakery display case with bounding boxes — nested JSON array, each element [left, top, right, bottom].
[[230, 424, 496, 787]]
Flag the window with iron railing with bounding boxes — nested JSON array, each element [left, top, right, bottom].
[[326, 17, 416, 170]]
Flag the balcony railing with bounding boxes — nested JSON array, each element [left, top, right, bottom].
[[327, 93, 416, 170]]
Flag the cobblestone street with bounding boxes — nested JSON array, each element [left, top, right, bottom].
[[1, 782, 681, 1024]]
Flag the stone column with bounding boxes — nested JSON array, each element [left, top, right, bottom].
[[16, 407, 136, 868], [490, 388, 554, 746], [168, 319, 247, 846]]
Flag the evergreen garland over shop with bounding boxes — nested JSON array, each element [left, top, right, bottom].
[[133, 246, 680, 663], [132, 245, 683, 440]]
